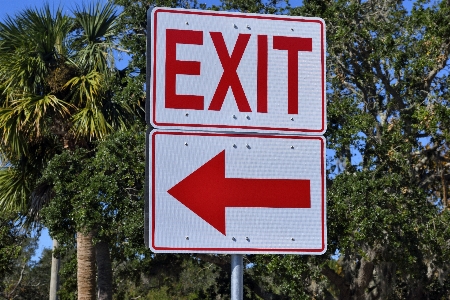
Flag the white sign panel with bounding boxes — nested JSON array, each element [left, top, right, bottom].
[[148, 8, 326, 134], [149, 130, 326, 254]]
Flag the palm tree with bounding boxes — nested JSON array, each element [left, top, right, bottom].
[[0, 7, 72, 300], [0, 2, 131, 299]]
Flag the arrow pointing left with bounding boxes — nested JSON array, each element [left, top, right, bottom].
[[168, 150, 311, 235]]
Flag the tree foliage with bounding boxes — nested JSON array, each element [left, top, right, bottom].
[[0, 230, 51, 300], [97, 0, 450, 298], [249, 0, 450, 298], [0, 2, 137, 299], [0, 214, 25, 293], [0, 2, 132, 219]]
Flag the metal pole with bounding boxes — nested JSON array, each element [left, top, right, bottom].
[[231, 254, 243, 300]]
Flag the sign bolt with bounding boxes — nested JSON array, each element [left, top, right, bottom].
[[186, 236, 189, 240], [246, 24, 251, 29], [290, 117, 294, 121], [291, 28, 294, 31], [185, 113, 189, 117], [246, 144, 251, 149], [184, 142, 188, 146], [246, 237, 250, 241], [233, 115, 237, 119], [291, 238, 295, 241], [291, 146, 294, 149], [246, 115, 250, 120], [232, 237, 236, 241], [185, 21, 189, 25], [233, 144, 237, 148], [233, 23, 237, 29]]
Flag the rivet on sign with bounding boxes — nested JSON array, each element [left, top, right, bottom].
[[185, 113, 189, 117], [233, 23, 237, 29], [291, 28, 294, 31], [246, 25, 251, 29], [233, 115, 237, 119], [291, 238, 295, 241], [246, 144, 251, 149], [184, 142, 188, 146], [186, 236, 189, 240], [232, 237, 236, 241], [233, 144, 237, 148], [246, 115, 250, 120], [291, 146, 294, 149], [246, 237, 250, 241], [290, 117, 294, 121], [185, 21, 189, 25]]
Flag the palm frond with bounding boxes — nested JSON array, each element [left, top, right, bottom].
[[72, 1, 118, 73], [101, 97, 134, 131], [64, 71, 103, 105], [0, 15, 26, 51], [0, 107, 29, 156], [17, 4, 72, 63], [71, 105, 111, 140], [0, 167, 30, 214], [73, 1, 117, 42], [0, 163, 52, 226], [0, 94, 72, 157], [0, 4, 72, 96], [0, 45, 48, 95]]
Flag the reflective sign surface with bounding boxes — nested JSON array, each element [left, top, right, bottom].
[[148, 8, 326, 135], [149, 130, 326, 254]]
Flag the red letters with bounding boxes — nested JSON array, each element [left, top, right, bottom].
[[208, 32, 252, 112], [257, 35, 268, 113], [165, 31, 313, 115], [165, 29, 204, 110], [273, 36, 312, 114]]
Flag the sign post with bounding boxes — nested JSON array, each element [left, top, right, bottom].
[[146, 7, 326, 299], [231, 254, 243, 299]]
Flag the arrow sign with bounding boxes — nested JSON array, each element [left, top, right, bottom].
[[149, 130, 325, 254], [168, 150, 311, 235]]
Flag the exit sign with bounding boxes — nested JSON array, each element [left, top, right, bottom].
[[148, 8, 326, 134]]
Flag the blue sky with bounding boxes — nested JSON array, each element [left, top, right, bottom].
[[1, 0, 92, 18]]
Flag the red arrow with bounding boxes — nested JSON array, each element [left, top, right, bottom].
[[167, 150, 311, 235]]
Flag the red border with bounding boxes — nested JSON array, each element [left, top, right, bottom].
[[151, 8, 325, 134], [151, 130, 325, 253]]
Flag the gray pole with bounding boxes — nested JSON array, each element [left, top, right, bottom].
[[49, 239, 60, 300], [231, 254, 243, 300]]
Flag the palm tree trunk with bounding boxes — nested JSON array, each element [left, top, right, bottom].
[[96, 240, 112, 300], [77, 230, 96, 300], [49, 239, 60, 300]]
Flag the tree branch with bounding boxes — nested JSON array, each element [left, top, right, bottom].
[[321, 265, 351, 299]]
